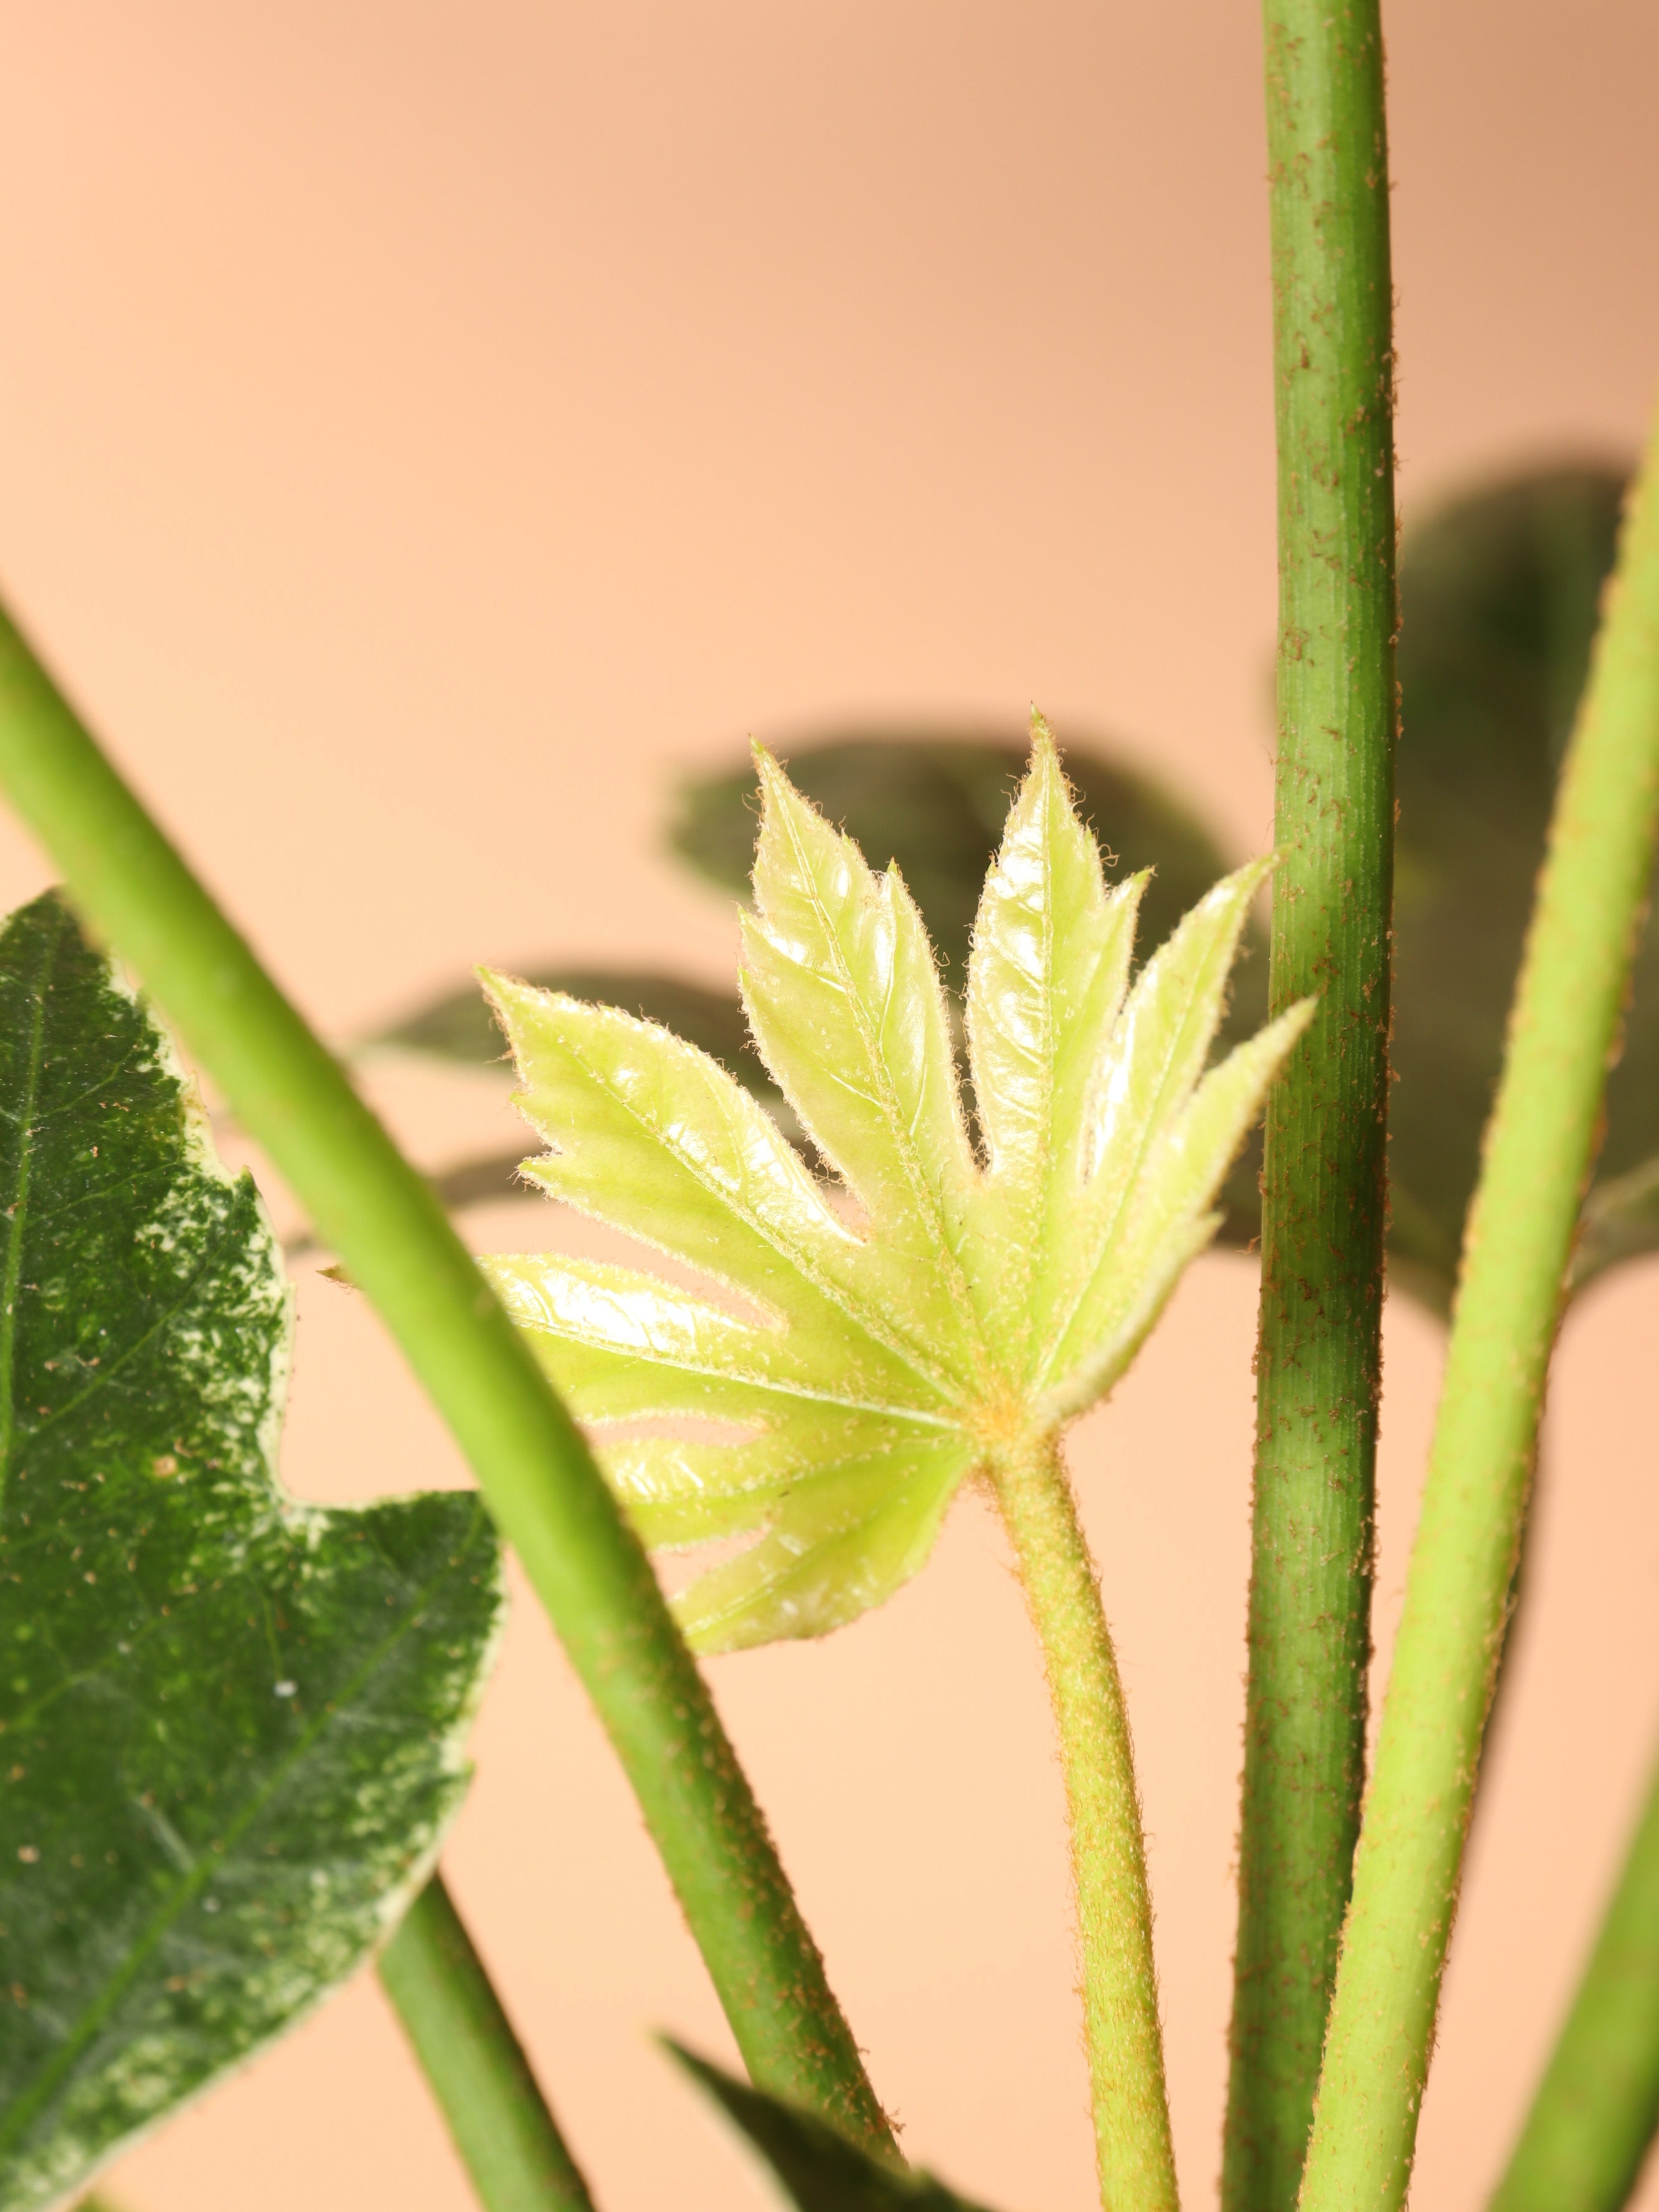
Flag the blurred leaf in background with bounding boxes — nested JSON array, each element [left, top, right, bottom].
[[668, 2041, 1002, 2212], [1388, 463, 1655, 1305]]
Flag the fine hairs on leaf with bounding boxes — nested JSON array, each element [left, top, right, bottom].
[[0, 892, 504, 2212], [481, 719, 1311, 2206], [483, 721, 1310, 1653]]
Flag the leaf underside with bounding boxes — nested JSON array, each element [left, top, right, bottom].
[[667, 2040, 1001, 2212], [484, 727, 1308, 1653], [0, 892, 503, 2212]]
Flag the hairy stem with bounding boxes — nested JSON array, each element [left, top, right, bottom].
[[1299, 407, 1659, 2212], [1226, 4, 1397, 2206], [0, 605, 894, 2155], [380, 1873, 597, 2212], [1490, 1740, 1659, 2212], [993, 1437, 1178, 2212]]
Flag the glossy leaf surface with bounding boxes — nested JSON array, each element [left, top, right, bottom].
[[0, 893, 503, 2212], [668, 2042, 1000, 2212], [485, 730, 1307, 1650]]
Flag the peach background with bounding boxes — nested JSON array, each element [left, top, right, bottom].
[[1, 2, 1657, 2207]]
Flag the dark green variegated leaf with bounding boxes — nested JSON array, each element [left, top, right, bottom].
[[0, 892, 503, 2212], [1389, 466, 1635, 1298], [666, 2042, 1001, 2212]]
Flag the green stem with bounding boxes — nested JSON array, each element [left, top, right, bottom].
[[1226, 5, 1397, 2206], [1490, 1741, 1659, 2212], [993, 1437, 1178, 2212], [380, 1873, 597, 2212], [0, 605, 893, 2157], [1299, 407, 1659, 2212]]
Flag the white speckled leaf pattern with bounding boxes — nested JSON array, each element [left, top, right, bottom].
[[0, 893, 504, 2212], [485, 726, 1310, 1651]]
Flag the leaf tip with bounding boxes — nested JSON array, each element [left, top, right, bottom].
[[474, 963, 517, 1014], [751, 742, 791, 802], [473, 966, 538, 1066]]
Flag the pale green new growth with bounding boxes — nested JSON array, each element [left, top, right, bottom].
[[482, 725, 1310, 1654], [484, 726, 1307, 2207]]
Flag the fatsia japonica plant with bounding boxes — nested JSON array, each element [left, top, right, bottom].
[[481, 732, 1307, 2204], [6, 8, 1659, 2212]]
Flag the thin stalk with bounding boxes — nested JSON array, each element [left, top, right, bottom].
[[1226, 4, 1397, 2206], [1490, 1741, 1659, 2212], [1299, 407, 1659, 2212], [992, 1436, 1178, 2212], [380, 1872, 597, 2212], [0, 605, 893, 2156]]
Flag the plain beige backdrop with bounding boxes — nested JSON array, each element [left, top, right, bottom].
[[1, 2, 1658, 2208]]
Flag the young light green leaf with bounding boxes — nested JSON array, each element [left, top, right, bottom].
[[962, 734, 1146, 1347], [666, 2040, 1001, 2212], [0, 892, 503, 2212], [1033, 866, 1310, 1416], [740, 749, 986, 1384], [279, 970, 803, 1257], [669, 726, 1272, 1254], [484, 726, 1307, 1652]]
